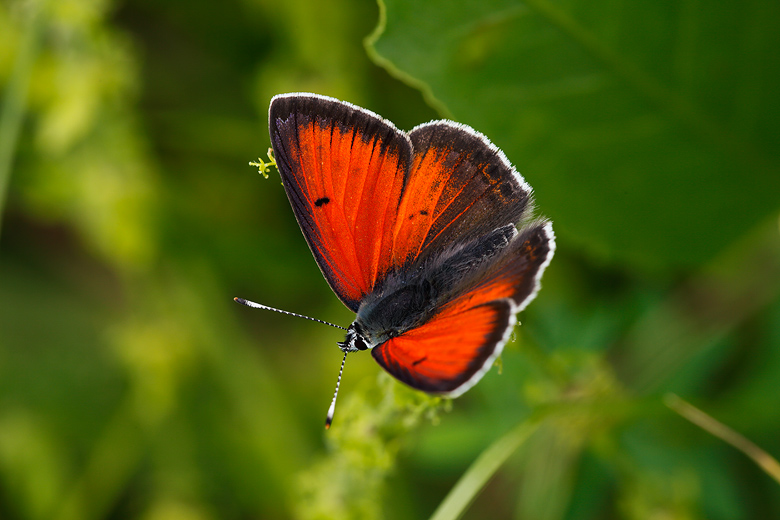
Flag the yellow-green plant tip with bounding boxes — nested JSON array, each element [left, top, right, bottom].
[[249, 159, 270, 179], [248, 149, 278, 179]]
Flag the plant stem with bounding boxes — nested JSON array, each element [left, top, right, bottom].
[[429, 416, 543, 520], [666, 393, 780, 486]]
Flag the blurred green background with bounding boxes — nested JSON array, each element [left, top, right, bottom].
[[1, 0, 779, 519]]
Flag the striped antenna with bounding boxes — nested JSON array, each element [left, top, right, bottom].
[[325, 351, 348, 429], [233, 297, 347, 330]]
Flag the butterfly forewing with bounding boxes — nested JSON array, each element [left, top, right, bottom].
[[270, 94, 411, 311], [391, 122, 532, 268]]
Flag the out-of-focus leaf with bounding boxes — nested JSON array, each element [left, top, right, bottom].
[[615, 221, 780, 393], [367, 0, 780, 269], [4, 0, 158, 269]]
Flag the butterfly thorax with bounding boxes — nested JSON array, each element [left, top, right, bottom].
[[337, 279, 436, 353]]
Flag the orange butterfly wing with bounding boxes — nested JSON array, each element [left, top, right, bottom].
[[392, 121, 531, 268], [371, 223, 554, 395], [270, 94, 411, 311], [371, 299, 513, 395], [271, 94, 534, 311]]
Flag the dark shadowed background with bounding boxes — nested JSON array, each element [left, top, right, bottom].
[[1, 0, 779, 519]]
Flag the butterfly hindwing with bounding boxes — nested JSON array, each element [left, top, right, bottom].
[[371, 222, 555, 395], [371, 299, 514, 395], [462, 221, 555, 310]]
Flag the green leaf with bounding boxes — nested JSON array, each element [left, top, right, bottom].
[[367, 0, 780, 269]]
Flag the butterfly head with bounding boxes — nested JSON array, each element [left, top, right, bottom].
[[337, 322, 370, 353]]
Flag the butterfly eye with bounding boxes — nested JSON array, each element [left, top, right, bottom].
[[353, 335, 369, 351], [338, 324, 370, 353]]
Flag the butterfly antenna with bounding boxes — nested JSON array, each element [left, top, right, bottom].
[[325, 351, 348, 430], [233, 297, 347, 330]]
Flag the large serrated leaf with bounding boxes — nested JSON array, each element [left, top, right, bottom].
[[367, 0, 780, 269]]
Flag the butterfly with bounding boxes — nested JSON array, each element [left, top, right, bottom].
[[237, 93, 555, 428]]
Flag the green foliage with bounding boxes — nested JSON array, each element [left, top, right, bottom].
[[1, 0, 779, 519], [368, 0, 780, 269]]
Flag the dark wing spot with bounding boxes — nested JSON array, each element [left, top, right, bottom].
[[419, 209, 429, 215], [499, 182, 514, 198], [314, 197, 330, 207], [412, 356, 428, 366], [408, 213, 415, 220]]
